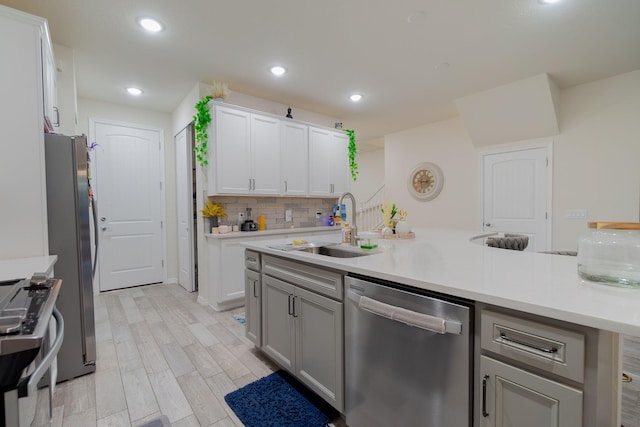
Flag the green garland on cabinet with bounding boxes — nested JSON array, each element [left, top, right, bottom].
[[193, 95, 212, 168], [344, 129, 358, 181]]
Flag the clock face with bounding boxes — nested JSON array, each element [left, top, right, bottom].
[[407, 162, 444, 201]]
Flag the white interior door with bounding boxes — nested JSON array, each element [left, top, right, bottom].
[[175, 126, 195, 292], [93, 120, 164, 291], [482, 144, 551, 252]]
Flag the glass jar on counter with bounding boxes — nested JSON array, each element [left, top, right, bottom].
[[577, 222, 640, 287]]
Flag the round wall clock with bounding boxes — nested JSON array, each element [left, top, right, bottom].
[[407, 162, 444, 201]]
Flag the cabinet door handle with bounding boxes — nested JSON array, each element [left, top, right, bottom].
[[248, 178, 252, 191], [292, 296, 299, 318], [482, 374, 489, 417], [499, 332, 558, 354], [288, 294, 293, 316], [53, 106, 60, 127], [253, 280, 258, 298], [284, 180, 288, 193]]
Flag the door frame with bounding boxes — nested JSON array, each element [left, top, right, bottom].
[[175, 124, 196, 292], [88, 117, 167, 291], [478, 140, 553, 251]]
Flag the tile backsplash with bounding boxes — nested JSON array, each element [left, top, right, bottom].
[[209, 196, 339, 230]]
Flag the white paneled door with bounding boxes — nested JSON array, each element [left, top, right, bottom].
[[175, 126, 195, 292], [482, 144, 551, 252], [93, 120, 164, 291]]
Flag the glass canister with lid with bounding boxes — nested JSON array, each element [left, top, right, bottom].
[[577, 222, 640, 287]]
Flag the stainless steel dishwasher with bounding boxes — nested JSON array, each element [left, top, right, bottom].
[[345, 275, 473, 427]]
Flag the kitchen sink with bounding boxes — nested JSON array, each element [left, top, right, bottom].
[[300, 245, 376, 258]]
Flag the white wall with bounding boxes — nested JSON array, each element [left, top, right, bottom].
[[384, 117, 479, 230], [350, 148, 385, 202], [553, 70, 640, 249], [77, 98, 177, 284], [380, 69, 640, 249]]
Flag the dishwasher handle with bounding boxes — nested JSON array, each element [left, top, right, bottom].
[[356, 294, 462, 335]]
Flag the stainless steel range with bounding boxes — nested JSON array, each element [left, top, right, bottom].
[[0, 275, 63, 427]]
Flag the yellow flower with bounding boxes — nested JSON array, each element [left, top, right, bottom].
[[200, 201, 228, 218]]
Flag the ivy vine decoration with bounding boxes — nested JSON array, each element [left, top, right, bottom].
[[344, 129, 358, 181], [193, 95, 212, 168]]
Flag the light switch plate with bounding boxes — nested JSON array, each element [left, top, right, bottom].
[[285, 210, 292, 222], [238, 212, 245, 222], [565, 209, 587, 219]]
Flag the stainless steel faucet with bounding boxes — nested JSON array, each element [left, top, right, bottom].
[[338, 192, 358, 246]]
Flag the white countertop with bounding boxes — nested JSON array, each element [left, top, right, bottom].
[[244, 228, 640, 336], [0, 256, 58, 281], [205, 226, 341, 240]]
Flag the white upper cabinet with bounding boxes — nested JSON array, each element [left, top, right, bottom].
[[309, 127, 350, 197], [280, 121, 308, 196], [210, 106, 252, 194], [329, 130, 350, 195], [208, 106, 281, 195], [41, 34, 58, 129], [207, 104, 347, 197], [250, 113, 281, 194]]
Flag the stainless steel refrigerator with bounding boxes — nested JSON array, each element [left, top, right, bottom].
[[44, 133, 97, 382]]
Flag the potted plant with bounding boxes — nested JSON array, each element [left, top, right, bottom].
[[201, 200, 228, 231], [210, 80, 230, 101], [344, 129, 358, 181]]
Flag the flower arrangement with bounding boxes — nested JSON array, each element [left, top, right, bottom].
[[210, 80, 230, 100], [200, 201, 228, 219], [381, 201, 398, 228]]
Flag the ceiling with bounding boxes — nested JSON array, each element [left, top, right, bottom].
[[2, 0, 640, 147]]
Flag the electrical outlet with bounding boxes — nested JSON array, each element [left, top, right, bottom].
[[285, 209, 292, 222], [315, 211, 322, 219], [238, 212, 245, 222]]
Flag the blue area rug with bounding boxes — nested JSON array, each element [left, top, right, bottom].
[[224, 370, 338, 427]]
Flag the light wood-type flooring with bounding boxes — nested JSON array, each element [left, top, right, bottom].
[[29, 282, 334, 427]]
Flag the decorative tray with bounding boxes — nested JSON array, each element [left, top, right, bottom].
[[381, 232, 415, 239]]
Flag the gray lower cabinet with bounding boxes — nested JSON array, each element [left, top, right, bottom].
[[480, 355, 583, 427], [262, 273, 344, 412]]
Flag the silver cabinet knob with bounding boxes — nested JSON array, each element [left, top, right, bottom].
[[485, 223, 491, 227], [100, 217, 106, 222], [101, 227, 107, 231]]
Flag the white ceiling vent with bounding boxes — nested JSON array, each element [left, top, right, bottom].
[[455, 73, 560, 147]]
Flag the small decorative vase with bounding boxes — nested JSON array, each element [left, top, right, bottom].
[[395, 220, 411, 234], [208, 216, 218, 231], [381, 226, 393, 236]]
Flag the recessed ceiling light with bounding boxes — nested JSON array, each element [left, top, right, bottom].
[[138, 17, 163, 33], [539, 0, 561, 4], [126, 87, 143, 96], [270, 66, 287, 76], [349, 94, 363, 102]]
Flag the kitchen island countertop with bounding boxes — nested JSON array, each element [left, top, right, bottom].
[[244, 228, 640, 336]]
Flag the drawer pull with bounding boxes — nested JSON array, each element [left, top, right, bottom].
[[499, 332, 558, 354], [246, 257, 257, 263]]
